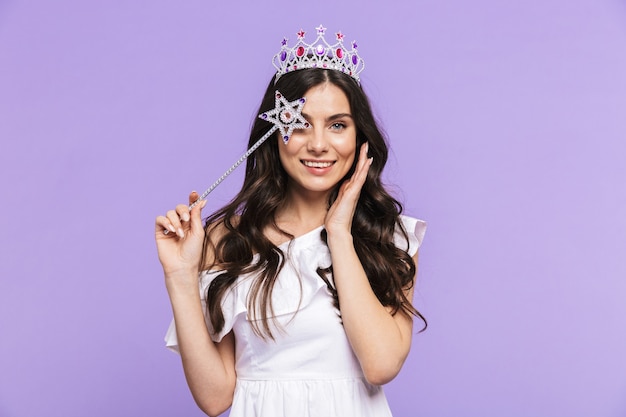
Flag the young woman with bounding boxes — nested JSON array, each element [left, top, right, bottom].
[[156, 26, 426, 417]]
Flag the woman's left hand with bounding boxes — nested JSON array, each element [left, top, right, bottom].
[[324, 142, 372, 237]]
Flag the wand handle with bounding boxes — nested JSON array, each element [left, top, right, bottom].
[[189, 125, 277, 210], [162, 126, 277, 235], [162, 90, 308, 236]]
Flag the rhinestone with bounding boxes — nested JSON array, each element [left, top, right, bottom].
[[280, 110, 292, 123], [296, 46, 305, 57], [336, 48, 343, 59], [316, 44, 325, 55]]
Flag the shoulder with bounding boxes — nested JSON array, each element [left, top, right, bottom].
[[394, 215, 427, 256]]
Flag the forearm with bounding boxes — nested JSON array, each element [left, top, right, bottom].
[[167, 279, 235, 415], [327, 232, 413, 385]]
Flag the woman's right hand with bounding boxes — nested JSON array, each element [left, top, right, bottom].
[[155, 191, 207, 289]]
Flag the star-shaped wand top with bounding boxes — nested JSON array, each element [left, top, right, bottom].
[[164, 91, 311, 220], [259, 91, 310, 144]]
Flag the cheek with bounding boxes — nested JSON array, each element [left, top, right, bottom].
[[281, 143, 297, 158], [346, 153, 356, 172], [277, 139, 300, 168], [338, 135, 358, 160]]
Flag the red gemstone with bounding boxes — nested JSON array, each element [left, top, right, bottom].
[[296, 46, 305, 57], [336, 48, 343, 59], [281, 111, 292, 122]]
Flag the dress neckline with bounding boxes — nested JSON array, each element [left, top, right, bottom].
[[203, 225, 326, 275], [276, 225, 325, 248]]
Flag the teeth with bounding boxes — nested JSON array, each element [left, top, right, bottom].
[[303, 161, 333, 168]]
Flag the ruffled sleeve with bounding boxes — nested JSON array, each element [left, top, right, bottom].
[[164, 319, 181, 353], [394, 215, 427, 256], [164, 269, 248, 353]]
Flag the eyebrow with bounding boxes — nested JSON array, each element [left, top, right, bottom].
[[301, 112, 353, 122]]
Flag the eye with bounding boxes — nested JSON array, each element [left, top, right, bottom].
[[330, 122, 346, 130]]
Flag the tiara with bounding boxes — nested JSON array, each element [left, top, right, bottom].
[[272, 24, 365, 83]]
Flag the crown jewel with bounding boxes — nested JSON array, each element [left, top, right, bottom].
[[273, 24, 365, 83]]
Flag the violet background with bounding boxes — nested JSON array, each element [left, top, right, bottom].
[[1, 1, 626, 416]]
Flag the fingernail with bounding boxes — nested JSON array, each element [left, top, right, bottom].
[[182, 213, 190, 222], [177, 228, 185, 238], [200, 200, 207, 208], [168, 225, 176, 233]]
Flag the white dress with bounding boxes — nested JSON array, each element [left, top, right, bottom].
[[165, 215, 426, 417]]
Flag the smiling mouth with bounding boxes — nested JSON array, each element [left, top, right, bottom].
[[302, 160, 334, 168]]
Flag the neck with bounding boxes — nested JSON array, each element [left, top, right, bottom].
[[275, 189, 329, 234]]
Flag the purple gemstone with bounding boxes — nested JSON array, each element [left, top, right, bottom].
[[283, 136, 289, 142], [262, 113, 268, 119], [280, 51, 287, 61], [316, 44, 325, 55], [299, 98, 305, 103], [352, 55, 358, 65]]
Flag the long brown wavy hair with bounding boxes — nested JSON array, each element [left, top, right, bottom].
[[201, 68, 426, 338]]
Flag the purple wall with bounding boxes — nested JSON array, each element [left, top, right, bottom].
[[1, 1, 625, 416]]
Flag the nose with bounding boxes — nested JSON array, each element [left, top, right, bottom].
[[306, 126, 329, 154]]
